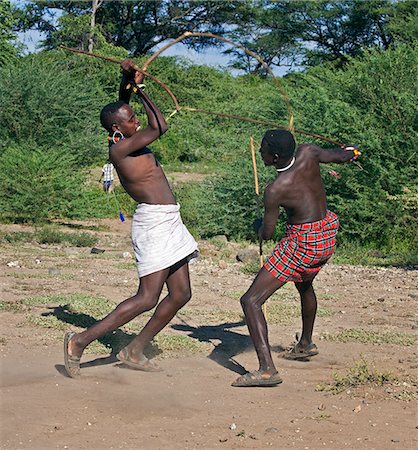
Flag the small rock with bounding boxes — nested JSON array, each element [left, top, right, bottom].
[[212, 235, 228, 242], [377, 297, 385, 302], [6, 261, 20, 268], [391, 439, 400, 443], [236, 248, 259, 263], [90, 247, 105, 254], [122, 252, 132, 259], [229, 423, 237, 430], [353, 405, 362, 413], [318, 403, 326, 411], [218, 260, 228, 269]]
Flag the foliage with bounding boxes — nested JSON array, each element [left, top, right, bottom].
[[176, 157, 279, 240], [286, 44, 417, 249], [0, 51, 110, 163], [13, 0, 246, 55], [0, 24, 416, 258], [322, 329, 418, 347], [0, 228, 97, 247], [224, 0, 418, 72], [0, 0, 19, 66], [316, 356, 396, 394], [0, 142, 85, 223], [12, 1, 416, 73]]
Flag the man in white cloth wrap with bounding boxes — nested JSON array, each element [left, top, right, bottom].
[[63, 60, 198, 377]]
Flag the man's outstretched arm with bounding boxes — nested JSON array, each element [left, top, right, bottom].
[[299, 143, 360, 164]]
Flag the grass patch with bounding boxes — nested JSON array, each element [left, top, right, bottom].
[[265, 303, 332, 324], [0, 228, 98, 247], [240, 260, 261, 274], [322, 328, 418, 346], [0, 231, 33, 243], [153, 333, 211, 356], [21, 293, 116, 318], [333, 242, 418, 268], [15, 293, 211, 358], [5, 272, 76, 280], [26, 314, 68, 331], [0, 301, 25, 312], [316, 356, 418, 401], [113, 262, 136, 270], [36, 227, 98, 247], [316, 356, 396, 394]]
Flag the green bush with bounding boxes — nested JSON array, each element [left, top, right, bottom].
[[0, 51, 108, 165], [0, 142, 86, 223], [0, 42, 415, 260]]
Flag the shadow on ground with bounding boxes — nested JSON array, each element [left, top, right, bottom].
[[172, 320, 255, 375]]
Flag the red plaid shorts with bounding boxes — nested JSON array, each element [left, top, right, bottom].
[[264, 210, 339, 283]]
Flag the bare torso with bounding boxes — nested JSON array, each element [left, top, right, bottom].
[[111, 151, 176, 205], [266, 144, 327, 224]]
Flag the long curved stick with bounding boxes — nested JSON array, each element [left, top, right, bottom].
[[183, 107, 343, 146], [141, 32, 294, 131], [60, 44, 343, 146], [59, 45, 180, 110], [250, 137, 267, 318]]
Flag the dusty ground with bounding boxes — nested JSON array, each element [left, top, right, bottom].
[[1, 219, 417, 450]]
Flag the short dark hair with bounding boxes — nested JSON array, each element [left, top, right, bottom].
[[100, 101, 127, 133], [262, 129, 296, 159]]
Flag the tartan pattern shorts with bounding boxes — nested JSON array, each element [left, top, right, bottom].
[[264, 210, 339, 283]]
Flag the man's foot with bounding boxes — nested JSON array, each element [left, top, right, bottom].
[[116, 347, 163, 372], [64, 332, 81, 378], [231, 370, 282, 387], [284, 342, 319, 360]]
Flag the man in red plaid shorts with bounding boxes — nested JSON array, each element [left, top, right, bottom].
[[232, 130, 360, 387]]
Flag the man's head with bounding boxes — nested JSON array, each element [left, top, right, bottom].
[[100, 101, 140, 138], [260, 129, 296, 166]]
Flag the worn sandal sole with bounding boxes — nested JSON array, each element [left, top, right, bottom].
[[64, 331, 81, 378]]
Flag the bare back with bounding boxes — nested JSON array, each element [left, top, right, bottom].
[[265, 144, 327, 225]]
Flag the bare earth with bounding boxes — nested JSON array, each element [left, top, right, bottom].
[[1, 219, 417, 450]]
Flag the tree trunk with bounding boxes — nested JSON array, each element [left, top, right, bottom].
[[88, 0, 100, 53]]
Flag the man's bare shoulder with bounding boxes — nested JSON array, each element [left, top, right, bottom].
[[265, 177, 285, 199], [297, 143, 321, 158]]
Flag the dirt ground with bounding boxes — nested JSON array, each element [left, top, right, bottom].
[[1, 218, 417, 450]]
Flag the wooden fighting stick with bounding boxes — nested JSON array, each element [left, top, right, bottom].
[[250, 136, 268, 318]]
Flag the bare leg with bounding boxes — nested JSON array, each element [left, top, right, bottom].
[[122, 260, 192, 364], [240, 267, 286, 375], [67, 268, 170, 359], [294, 279, 317, 348]]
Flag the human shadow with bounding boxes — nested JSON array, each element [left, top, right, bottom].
[[171, 320, 253, 375]]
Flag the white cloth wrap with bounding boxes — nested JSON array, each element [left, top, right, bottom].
[[132, 203, 198, 278]]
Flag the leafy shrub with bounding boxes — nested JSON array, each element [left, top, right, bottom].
[[0, 142, 86, 223]]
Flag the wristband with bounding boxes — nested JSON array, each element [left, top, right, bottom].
[[132, 83, 145, 94], [343, 145, 361, 161], [125, 83, 145, 93]]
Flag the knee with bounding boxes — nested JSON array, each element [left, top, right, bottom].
[[171, 286, 192, 306], [129, 292, 159, 313], [240, 293, 258, 312]]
